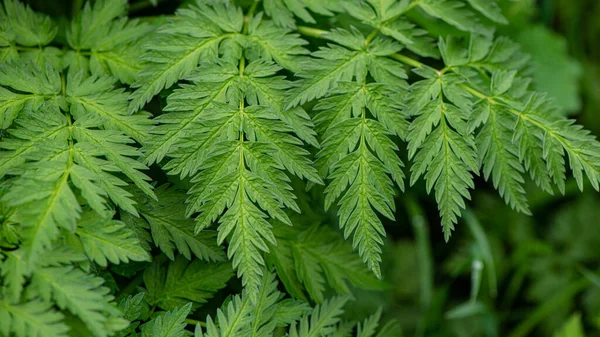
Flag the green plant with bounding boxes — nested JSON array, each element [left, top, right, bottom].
[[0, 0, 599, 336]]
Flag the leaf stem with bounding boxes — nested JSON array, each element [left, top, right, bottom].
[[296, 26, 328, 39], [390, 53, 424, 69], [365, 29, 380, 46], [184, 318, 207, 327], [0, 45, 42, 52], [246, 0, 259, 22]]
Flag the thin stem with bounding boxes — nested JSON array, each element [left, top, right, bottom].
[[365, 29, 380, 46], [60, 73, 67, 98], [390, 53, 424, 69], [0, 45, 41, 52], [245, 0, 259, 24], [239, 56, 246, 77], [296, 26, 329, 39], [404, 0, 421, 14], [184, 318, 207, 327]]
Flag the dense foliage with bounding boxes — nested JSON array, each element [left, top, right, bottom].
[[0, 0, 599, 336]]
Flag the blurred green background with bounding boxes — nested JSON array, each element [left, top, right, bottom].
[[18, 0, 600, 336]]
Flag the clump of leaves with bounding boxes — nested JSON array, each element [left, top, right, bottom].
[[0, 0, 599, 336]]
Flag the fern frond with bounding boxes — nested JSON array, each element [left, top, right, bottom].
[[292, 29, 408, 277], [0, 62, 153, 272], [65, 0, 152, 83], [67, 71, 153, 142], [286, 27, 370, 108], [75, 210, 151, 267], [417, 0, 481, 32], [0, 299, 69, 337], [342, 0, 439, 58], [2, 137, 80, 269], [194, 271, 308, 337], [246, 14, 309, 72], [356, 309, 382, 337], [288, 296, 349, 337], [0, 61, 60, 128], [466, 0, 507, 24], [405, 62, 479, 241], [402, 33, 600, 237], [128, 185, 225, 261], [146, 42, 320, 299], [140, 303, 191, 337], [262, 0, 338, 29], [442, 34, 600, 192], [0, 0, 56, 47], [268, 223, 383, 303], [128, 2, 243, 113], [196, 293, 253, 337], [143, 256, 232, 311], [29, 265, 121, 337]]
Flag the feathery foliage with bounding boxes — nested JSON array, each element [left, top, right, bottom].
[[1, 0, 598, 336], [0, 1, 154, 335]]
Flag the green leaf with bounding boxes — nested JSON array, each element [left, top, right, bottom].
[[140, 303, 191, 337], [133, 185, 225, 261], [76, 210, 151, 267], [466, 0, 507, 24], [66, 0, 151, 83], [66, 71, 153, 142], [0, 0, 57, 47], [0, 61, 61, 128], [128, 3, 243, 113], [195, 271, 310, 337], [307, 31, 408, 276], [2, 137, 80, 269], [475, 100, 530, 214], [0, 299, 70, 337], [246, 14, 309, 72], [285, 28, 369, 109], [288, 296, 350, 337], [357, 309, 382, 337], [29, 265, 121, 337], [144, 256, 232, 311], [406, 71, 478, 240], [268, 223, 384, 303], [263, 0, 337, 29], [418, 0, 480, 32], [194, 292, 253, 337]]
